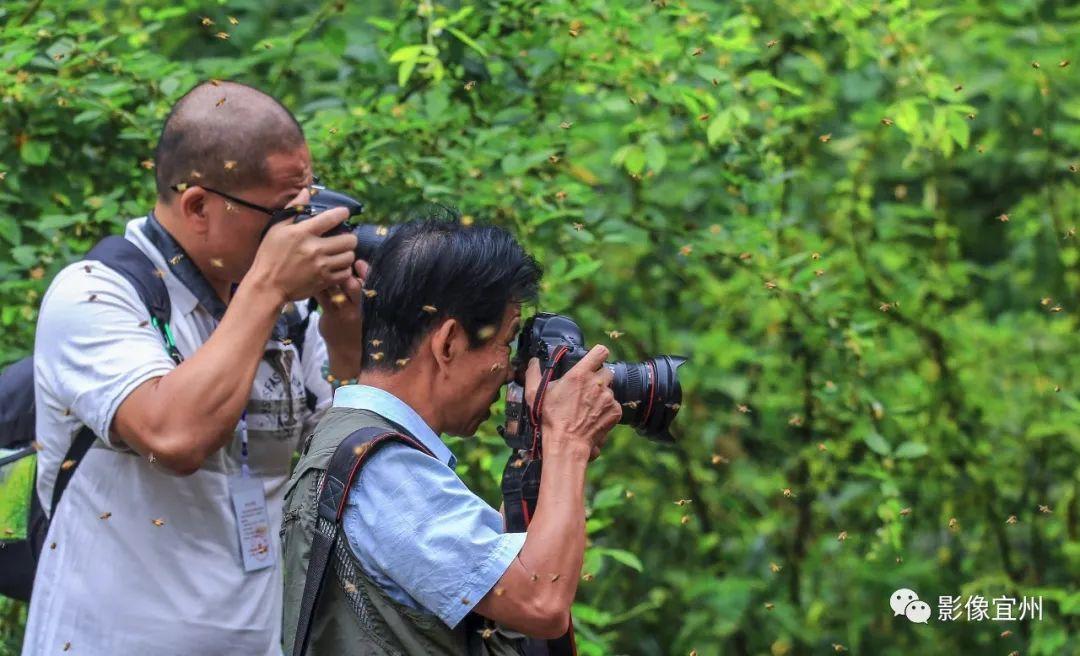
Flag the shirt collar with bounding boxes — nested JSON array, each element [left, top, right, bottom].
[[332, 384, 457, 468]]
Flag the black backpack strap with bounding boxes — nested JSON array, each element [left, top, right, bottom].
[[292, 426, 435, 656], [48, 427, 95, 517], [86, 235, 183, 364]]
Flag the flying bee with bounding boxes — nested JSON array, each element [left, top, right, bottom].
[[210, 258, 224, 268], [461, 597, 470, 605], [1033, 127, 1044, 136], [343, 581, 357, 594], [200, 17, 214, 26], [711, 78, 719, 86], [329, 293, 347, 305], [837, 531, 848, 541], [899, 507, 912, 516], [817, 442, 827, 451], [880, 117, 893, 126], [224, 160, 236, 171], [737, 404, 750, 413], [948, 517, 959, 530], [815, 269, 825, 276], [1050, 305, 1063, 312], [607, 330, 624, 339], [421, 304, 437, 313], [555, 190, 567, 201], [697, 113, 710, 121], [625, 489, 635, 499], [977, 144, 985, 153], [1000, 630, 1012, 638], [215, 32, 230, 40], [481, 628, 494, 639], [787, 415, 803, 426], [1038, 504, 1052, 513], [675, 499, 691, 506], [370, 339, 382, 347], [680, 245, 693, 255], [764, 602, 775, 610], [770, 562, 781, 573], [954, 84, 963, 91], [559, 121, 573, 129], [550, 574, 560, 582], [998, 213, 1009, 222], [711, 453, 729, 465], [87, 294, 98, 302], [739, 252, 752, 260], [819, 133, 831, 143], [363, 289, 377, 298], [215, 97, 226, 107], [691, 47, 704, 56], [152, 518, 165, 527], [99, 512, 111, 520], [370, 352, 384, 361], [833, 645, 846, 653], [966, 113, 976, 120], [582, 573, 594, 581], [1059, 60, 1070, 68], [169, 254, 184, 265], [464, 80, 476, 91], [1006, 515, 1017, 525], [548, 154, 560, 164], [782, 488, 795, 498], [764, 280, 777, 289], [395, 358, 410, 367], [494, 587, 505, 596], [61, 459, 76, 471], [477, 325, 497, 340], [63, 643, 71, 652], [228, 16, 239, 25]]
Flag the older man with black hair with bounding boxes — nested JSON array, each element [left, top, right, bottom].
[[23, 81, 366, 654], [281, 218, 621, 654]]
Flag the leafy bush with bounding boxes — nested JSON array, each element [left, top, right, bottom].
[[2, 1, 1077, 654]]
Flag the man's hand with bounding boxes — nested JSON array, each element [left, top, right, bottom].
[[247, 187, 358, 304], [315, 258, 369, 380], [524, 344, 622, 461]]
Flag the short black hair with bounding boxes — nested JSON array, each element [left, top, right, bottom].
[[360, 213, 543, 371], [153, 80, 305, 201]]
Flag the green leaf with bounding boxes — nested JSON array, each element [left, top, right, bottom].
[[594, 547, 644, 572], [864, 431, 892, 456], [707, 111, 733, 146], [894, 442, 930, 459], [447, 27, 488, 57], [20, 141, 51, 166]]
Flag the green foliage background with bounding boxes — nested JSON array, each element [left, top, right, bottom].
[[1, 1, 1078, 654]]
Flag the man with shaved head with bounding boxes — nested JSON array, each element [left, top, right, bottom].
[[23, 81, 365, 655]]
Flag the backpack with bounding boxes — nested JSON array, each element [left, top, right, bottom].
[[0, 235, 182, 601]]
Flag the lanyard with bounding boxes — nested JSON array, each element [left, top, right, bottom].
[[239, 411, 250, 478]]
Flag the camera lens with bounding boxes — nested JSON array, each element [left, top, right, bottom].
[[607, 355, 687, 442]]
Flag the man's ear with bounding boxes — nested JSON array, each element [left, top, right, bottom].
[[178, 187, 211, 236], [428, 317, 466, 377]]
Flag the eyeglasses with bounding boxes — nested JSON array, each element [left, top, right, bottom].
[[169, 175, 324, 225]]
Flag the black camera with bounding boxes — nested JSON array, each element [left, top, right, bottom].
[[293, 185, 397, 262], [500, 312, 687, 448]]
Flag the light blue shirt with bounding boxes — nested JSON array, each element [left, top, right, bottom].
[[335, 384, 527, 628]]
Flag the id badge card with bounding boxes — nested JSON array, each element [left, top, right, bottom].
[[228, 474, 274, 572]]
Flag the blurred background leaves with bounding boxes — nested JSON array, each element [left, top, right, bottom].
[[1, 0, 1078, 654]]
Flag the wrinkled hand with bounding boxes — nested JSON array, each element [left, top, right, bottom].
[[524, 345, 621, 461]]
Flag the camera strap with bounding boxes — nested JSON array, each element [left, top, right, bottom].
[[503, 344, 579, 656]]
